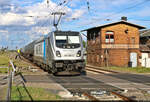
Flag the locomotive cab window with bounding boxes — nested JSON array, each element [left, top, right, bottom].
[[68, 36, 80, 44], [55, 32, 80, 49], [55, 36, 67, 44], [105, 31, 114, 43]]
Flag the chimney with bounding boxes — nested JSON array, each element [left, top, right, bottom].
[[121, 16, 127, 21]]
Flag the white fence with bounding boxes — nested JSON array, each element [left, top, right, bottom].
[[6, 60, 16, 101]]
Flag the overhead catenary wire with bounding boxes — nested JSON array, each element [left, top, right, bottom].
[[56, 0, 72, 12], [55, 0, 73, 28], [86, 0, 90, 11], [74, 0, 150, 29], [34, 0, 76, 35], [45, 0, 73, 30], [0, 0, 71, 48], [29, 0, 69, 34], [1, 0, 71, 30], [23, 0, 67, 37], [47, 0, 49, 8], [42, 0, 70, 28], [0, 0, 47, 10], [62, 0, 90, 21], [63, 0, 90, 22], [54, 0, 92, 28], [128, 18, 150, 22], [31, 1, 62, 33]]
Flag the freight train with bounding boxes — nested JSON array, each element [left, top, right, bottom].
[[21, 31, 86, 75]]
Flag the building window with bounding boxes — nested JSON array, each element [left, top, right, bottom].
[[131, 37, 135, 44], [92, 33, 96, 44], [105, 31, 114, 43]]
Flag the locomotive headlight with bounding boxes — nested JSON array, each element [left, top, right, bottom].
[[76, 50, 81, 57], [56, 51, 61, 57]]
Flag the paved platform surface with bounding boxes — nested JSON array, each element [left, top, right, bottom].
[[87, 70, 150, 91], [23, 75, 121, 92], [1, 68, 150, 101]]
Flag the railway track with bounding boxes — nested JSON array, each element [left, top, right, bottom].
[[21, 57, 135, 101], [67, 88, 134, 101], [110, 91, 136, 102], [24, 74, 135, 101], [71, 89, 136, 101], [82, 92, 98, 101], [21, 56, 38, 67], [47, 75, 136, 101], [86, 65, 118, 74]]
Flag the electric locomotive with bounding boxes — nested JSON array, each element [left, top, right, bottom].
[[22, 31, 86, 75]]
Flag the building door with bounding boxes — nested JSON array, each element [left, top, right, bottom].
[[130, 52, 137, 67], [141, 53, 148, 67]]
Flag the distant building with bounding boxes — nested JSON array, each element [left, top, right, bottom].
[[140, 29, 150, 46], [140, 29, 150, 67], [83, 17, 145, 67]]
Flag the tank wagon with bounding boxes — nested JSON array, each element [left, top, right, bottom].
[[22, 31, 86, 75]]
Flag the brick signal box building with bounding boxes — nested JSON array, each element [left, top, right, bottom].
[[84, 17, 145, 67]]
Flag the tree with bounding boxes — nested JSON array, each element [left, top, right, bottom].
[[82, 40, 87, 48]]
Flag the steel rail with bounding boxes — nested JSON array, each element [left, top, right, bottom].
[[86, 65, 118, 73], [21, 56, 134, 101], [111, 91, 136, 102], [86, 66, 136, 101], [21, 56, 39, 67], [86, 68, 106, 74], [82, 92, 98, 101], [69, 89, 99, 101]]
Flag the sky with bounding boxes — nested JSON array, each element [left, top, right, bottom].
[[0, 0, 150, 49]]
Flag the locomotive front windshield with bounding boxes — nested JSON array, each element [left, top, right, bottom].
[[55, 32, 80, 49]]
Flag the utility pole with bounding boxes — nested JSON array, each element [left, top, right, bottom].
[[86, 0, 90, 11], [47, 0, 49, 8], [52, 12, 65, 31]]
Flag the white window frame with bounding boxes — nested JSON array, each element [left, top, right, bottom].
[[105, 31, 114, 43]]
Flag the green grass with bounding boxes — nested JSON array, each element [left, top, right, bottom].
[[0, 87, 7, 100], [13, 60, 31, 68], [11, 86, 61, 101], [0, 51, 10, 74], [102, 66, 150, 73], [0, 51, 30, 74], [0, 55, 9, 66], [0, 68, 9, 73]]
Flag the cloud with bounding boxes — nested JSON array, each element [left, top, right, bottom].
[[0, 0, 150, 49], [0, 30, 8, 33], [0, 13, 33, 25], [0, 0, 75, 26], [0, 1, 50, 25], [0, 0, 11, 5], [71, 9, 85, 19]]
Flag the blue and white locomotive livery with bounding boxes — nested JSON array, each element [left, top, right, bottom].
[[21, 31, 86, 75]]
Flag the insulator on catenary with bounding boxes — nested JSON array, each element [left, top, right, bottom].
[[87, 1, 90, 11]]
